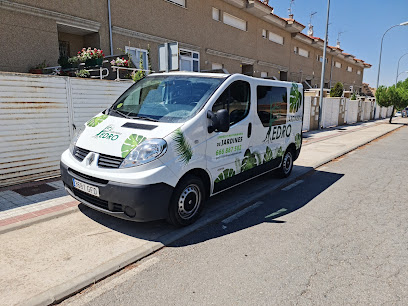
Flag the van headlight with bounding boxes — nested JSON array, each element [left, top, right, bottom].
[[120, 139, 167, 168], [69, 128, 84, 155]]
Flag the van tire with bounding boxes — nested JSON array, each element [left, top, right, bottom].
[[277, 149, 294, 178], [167, 175, 205, 227]]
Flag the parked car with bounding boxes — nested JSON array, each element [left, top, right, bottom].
[[60, 72, 304, 226]]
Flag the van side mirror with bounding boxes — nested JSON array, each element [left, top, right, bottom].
[[207, 109, 230, 133]]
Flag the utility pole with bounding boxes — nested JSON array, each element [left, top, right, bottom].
[[318, 0, 331, 130]]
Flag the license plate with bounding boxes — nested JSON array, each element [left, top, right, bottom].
[[72, 179, 100, 197]]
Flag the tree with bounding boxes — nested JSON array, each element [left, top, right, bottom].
[[376, 79, 408, 123], [330, 82, 343, 97]]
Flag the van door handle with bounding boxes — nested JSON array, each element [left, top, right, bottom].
[[247, 123, 252, 138]]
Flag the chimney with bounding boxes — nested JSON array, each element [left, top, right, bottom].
[[336, 39, 340, 48], [289, 13, 294, 19]]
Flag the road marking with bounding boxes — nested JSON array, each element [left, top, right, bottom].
[[221, 201, 263, 225], [265, 208, 287, 219], [281, 180, 304, 191], [64, 257, 160, 305]]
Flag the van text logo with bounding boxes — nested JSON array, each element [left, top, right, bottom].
[[265, 124, 292, 143], [94, 125, 121, 141]]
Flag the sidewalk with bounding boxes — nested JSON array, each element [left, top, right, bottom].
[[0, 118, 406, 306]]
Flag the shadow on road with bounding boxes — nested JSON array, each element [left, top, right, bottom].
[[169, 169, 344, 247], [78, 166, 344, 247]]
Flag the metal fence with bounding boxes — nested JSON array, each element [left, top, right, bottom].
[[0, 72, 132, 187]]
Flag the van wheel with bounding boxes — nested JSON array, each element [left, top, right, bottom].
[[167, 175, 205, 227], [278, 149, 294, 178]]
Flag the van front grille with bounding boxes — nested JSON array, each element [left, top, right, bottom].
[[73, 146, 90, 162], [98, 154, 124, 169], [68, 168, 109, 185], [72, 188, 122, 212], [73, 147, 123, 169]]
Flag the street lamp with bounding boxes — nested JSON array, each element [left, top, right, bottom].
[[374, 21, 408, 118], [396, 71, 408, 82], [396, 52, 408, 84], [318, 0, 331, 129]]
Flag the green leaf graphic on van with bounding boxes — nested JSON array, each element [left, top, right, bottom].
[[215, 169, 236, 183], [295, 133, 302, 149], [241, 149, 258, 172], [87, 115, 108, 127], [121, 134, 147, 158], [172, 128, 193, 165], [263, 146, 274, 163], [289, 83, 302, 113], [276, 147, 284, 158]]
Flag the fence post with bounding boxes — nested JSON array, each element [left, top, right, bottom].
[[65, 77, 75, 138]]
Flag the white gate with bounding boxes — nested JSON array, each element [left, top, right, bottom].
[[0, 72, 132, 187], [322, 98, 340, 128], [302, 96, 311, 131]]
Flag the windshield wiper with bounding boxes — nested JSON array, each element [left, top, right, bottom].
[[109, 108, 131, 119], [132, 116, 159, 122]]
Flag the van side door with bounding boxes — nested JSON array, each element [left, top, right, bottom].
[[206, 80, 252, 194]]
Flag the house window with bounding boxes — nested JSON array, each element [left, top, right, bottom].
[[223, 13, 247, 31], [212, 63, 223, 70], [179, 49, 200, 72], [294, 47, 298, 54], [125, 46, 148, 71], [262, 29, 267, 39], [335, 61, 342, 68], [347, 66, 353, 72], [212, 8, 220, 21], [357, 70, 361, 75], [268, 32, 284, 45], [298, 48, 309, 58], [261, 72, 268, 78], [167, 0, 186, 7], [257, 86, 288, 127]]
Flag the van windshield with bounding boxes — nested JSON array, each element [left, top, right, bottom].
[[109, 75, 226, 123]]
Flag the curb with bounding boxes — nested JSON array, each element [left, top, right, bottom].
[[0, 205, 79, 235], [17, 123, 407, 306]]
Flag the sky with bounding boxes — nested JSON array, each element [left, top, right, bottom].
[[272, 0, 408, 88]]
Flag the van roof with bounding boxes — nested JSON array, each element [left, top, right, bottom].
[[148, 72, 302, 86]]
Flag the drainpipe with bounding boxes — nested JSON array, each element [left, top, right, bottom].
[[108, 0, 114, 55]]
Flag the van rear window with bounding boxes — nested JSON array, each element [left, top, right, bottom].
[[256, 86, 288, 127]]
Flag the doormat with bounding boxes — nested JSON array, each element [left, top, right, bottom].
[[13, 184, 57, 197]]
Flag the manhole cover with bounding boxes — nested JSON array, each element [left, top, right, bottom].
[[13, 184, 57, 197]]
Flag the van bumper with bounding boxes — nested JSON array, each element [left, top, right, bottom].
[[60, 161, 173, 222]]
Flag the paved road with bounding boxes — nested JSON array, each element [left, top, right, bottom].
[[63, 126, 408, 306]]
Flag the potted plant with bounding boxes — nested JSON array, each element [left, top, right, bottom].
[[68, 56, 79, 69], [29, 60, 47, 74], [75, 69, 90, 78], [110, 57, 130, 67], [58, 56, 70, 69], [77, 47, 104, 68]]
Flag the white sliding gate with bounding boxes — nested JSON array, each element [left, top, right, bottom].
[[0, 72, 132, 187]]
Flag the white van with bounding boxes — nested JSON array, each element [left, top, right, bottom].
[[60, 72, 303, 226]]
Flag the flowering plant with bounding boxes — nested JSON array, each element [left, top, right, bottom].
[[110, 57, 130, 67], [77, 47, 104, 62]]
